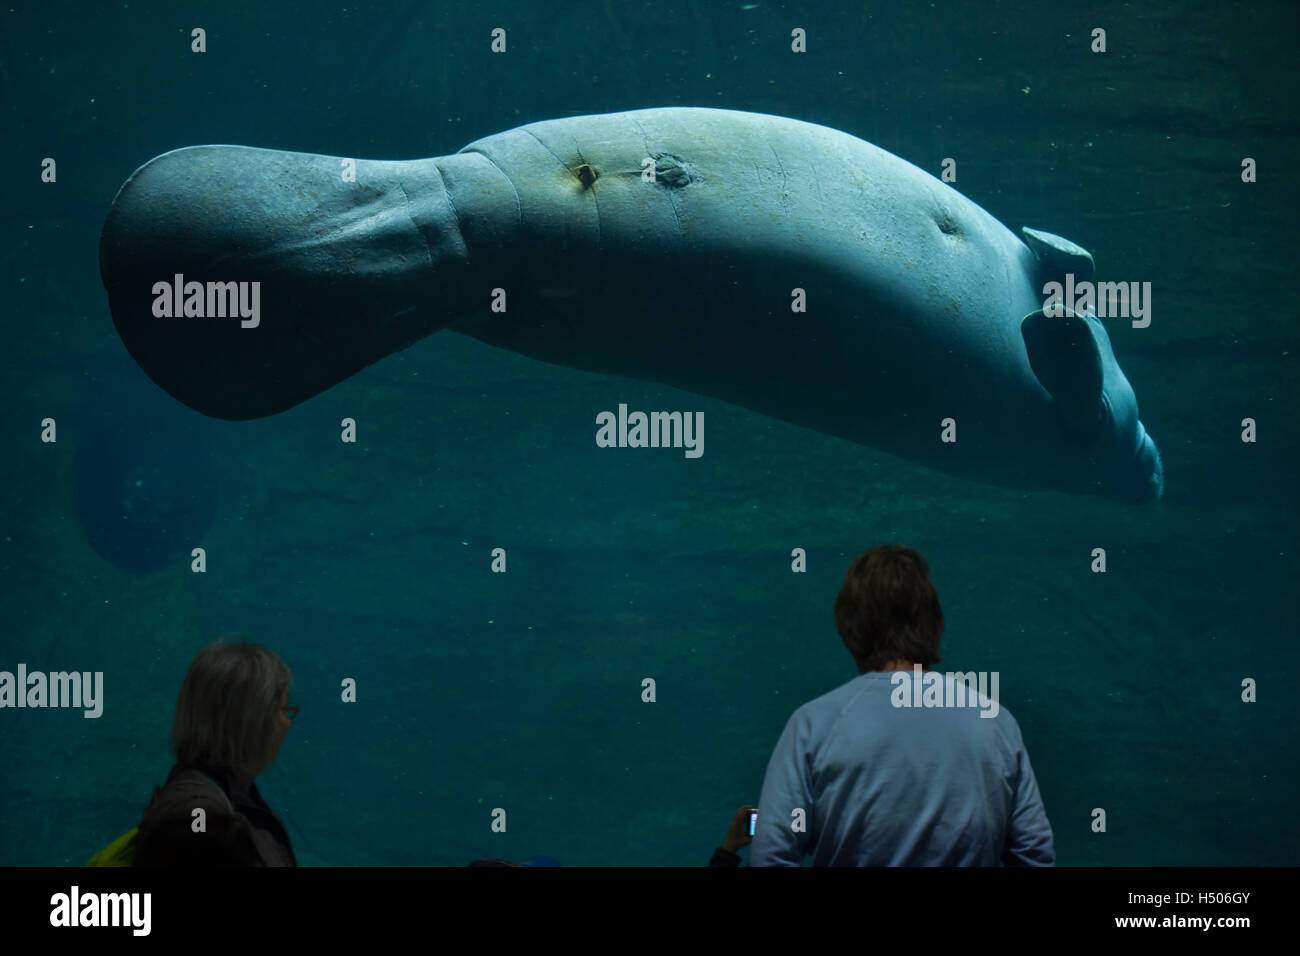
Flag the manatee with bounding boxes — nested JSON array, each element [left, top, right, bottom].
[[99, 107, 1162, 501]]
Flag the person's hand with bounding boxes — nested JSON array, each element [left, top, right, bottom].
[[723, 805, 755, 854]]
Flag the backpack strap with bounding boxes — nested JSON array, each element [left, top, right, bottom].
[[172, 769, 235, 814]]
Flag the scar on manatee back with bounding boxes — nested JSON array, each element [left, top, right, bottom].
[[650, 153, 697, 188], [934, 211, 962, 237], [568, 151, 699, 191]]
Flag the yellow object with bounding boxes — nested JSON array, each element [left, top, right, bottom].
[[87, 827, 138, 867], [87, 769, 230, 865]]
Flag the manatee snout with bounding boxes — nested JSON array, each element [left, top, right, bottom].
[[1110, 422, 1165, 503]]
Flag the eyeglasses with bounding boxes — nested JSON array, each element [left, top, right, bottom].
[[282, 703, 299, 721]]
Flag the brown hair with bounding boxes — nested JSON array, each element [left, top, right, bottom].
[[170, 638, 290, 780], [834, 545, 944, 673]]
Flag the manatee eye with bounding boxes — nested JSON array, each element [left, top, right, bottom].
[[574, 163, 599, 188]]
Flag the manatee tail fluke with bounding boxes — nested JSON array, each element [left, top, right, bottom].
[[99, 146, 491, 420]]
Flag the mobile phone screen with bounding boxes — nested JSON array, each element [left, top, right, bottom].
[[748, 809, 758, 836]]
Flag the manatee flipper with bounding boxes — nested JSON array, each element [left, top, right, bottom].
[[1021, 308, 1107, 443], [1022, 226, 1095, 283]]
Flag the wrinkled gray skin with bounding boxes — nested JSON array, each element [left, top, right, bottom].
[[100, 107, 1163, 501]]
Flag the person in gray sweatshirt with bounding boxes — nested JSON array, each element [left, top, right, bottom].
[[750, 545, 1055, 867]]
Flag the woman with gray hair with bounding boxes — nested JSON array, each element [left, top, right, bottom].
[[134, 639, 298, 866]]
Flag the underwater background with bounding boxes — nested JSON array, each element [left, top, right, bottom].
[[1, 0, 1296, 866]]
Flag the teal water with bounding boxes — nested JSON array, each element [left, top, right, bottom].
[[1, 0, 1296, 865]]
